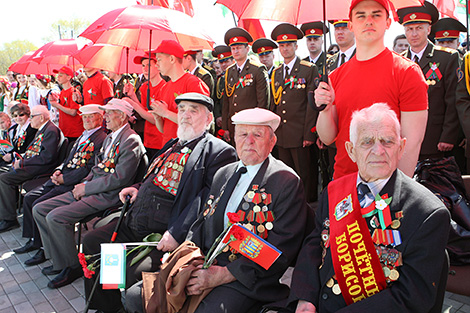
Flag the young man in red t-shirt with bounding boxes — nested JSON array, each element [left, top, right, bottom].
[[149, 40, 210, 144], [315, 0, 428, 179], [124, 51, 165, 159], [78, 67, 114, 106], [49, 66, 83, 142]]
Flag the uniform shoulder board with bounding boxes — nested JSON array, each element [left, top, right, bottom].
[[203, 64, 213, 71], [300, 60, 313, 67], [249, 58, 264, 67], [226, 63, 237, 71], [198, 67, 210, 76], [434, 45, 457, 54]]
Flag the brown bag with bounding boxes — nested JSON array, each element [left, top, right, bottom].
[[142, 241, 213, 313]]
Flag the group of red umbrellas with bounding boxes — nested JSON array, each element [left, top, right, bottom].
[[10, 0, 432, 77]]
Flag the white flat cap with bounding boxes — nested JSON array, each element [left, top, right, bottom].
[[79, 104, 103, 115], [99, 98, 133, 117], [231, 108, 281, 131]]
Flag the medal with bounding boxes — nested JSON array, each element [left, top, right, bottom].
[[383, 266, 391, 278], [104, 168, 109, 172], [245, 223, 254, 231], [332, 284, 341, 295], [389, 269, 399, 281], [391, 219, 401, 229], [257, 224, 265, 233], [326, 278, 334, 288], [222, 245, 229, 253], [162, 179, 168, 186], [228, 253, 237, 262], [253, 205, 261, 213], [265, 222, 273, 230], [172, 163, 178, 170], [262, 205, 268, 212], [242, 202, 250, 210]]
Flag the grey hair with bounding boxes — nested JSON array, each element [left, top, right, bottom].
[[349, 103, 400, 145], [32, 105, 51, 121]]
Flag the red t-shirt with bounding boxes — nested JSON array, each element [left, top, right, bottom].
[[158, 73, 210, 144], [59, 87, 83, 137], [83, 71, 114, 105], [330, 48, 428, 179], [140, 80, 165, 149]]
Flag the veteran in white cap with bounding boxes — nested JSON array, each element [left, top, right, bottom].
[[175, 107, 311, 313], [32, 96, 145, 289]]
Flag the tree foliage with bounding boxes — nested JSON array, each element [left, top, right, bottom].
[[0, 40, 37, 74], [43, 18, 91, 42]]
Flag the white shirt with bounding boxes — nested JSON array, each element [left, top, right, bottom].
[[338, 44, 356, 66], [104, 123, 126, 157], [223, 160, 263, 226], [410, 46, 427, 63], [236, 59, 248, 73], [283, 56, 298, 77], [78, 126, 101, 144], [356, 174, 391, 208]]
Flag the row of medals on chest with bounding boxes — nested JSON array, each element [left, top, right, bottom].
[[155, 148, 190, 189], [320, 212, 404, 296], [68, 141, 94, 169]]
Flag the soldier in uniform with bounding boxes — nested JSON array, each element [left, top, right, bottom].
[[326, 20, 356, 73], [108, 71, 133, 99], [300, 21, 329, 77], [399, 2, 461, 163], [457, 51, 470, 173], [183, 50, 215, 97], [196, 50, 218, 82], [392, 34, 409, 53], [270, 23, 320, 202], [222, 27, 269, 143], [252, 38, 278, 79], [432, 17, 467, 51], [212, 45, 234, 138]]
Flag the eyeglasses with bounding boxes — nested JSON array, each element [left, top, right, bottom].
[[11, 113, 25, 118], [30, 114, 42, 118]]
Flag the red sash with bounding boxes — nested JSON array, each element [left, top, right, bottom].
[[328, 173, 387, 305]]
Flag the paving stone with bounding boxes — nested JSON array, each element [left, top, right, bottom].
[[451, 294, 470, 306], [69, 296, 86, 312], [59, 283, 81, 301], [0, 295, 12, 310], [445, 297, 465, 311], [19, 280, 40, 294], [2, 280, 21, 294], [14, 271, 31, 284], [456, 304, 470, 313], [6, 289, 27, 306], [26, 290, 47, 306], [0, 306, 15, 313], [13, 300, 35, 312], [33, 301, 55, 313]]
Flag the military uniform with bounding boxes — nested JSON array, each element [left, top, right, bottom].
[[301, 21, 329, 77], [194, 64, 214, 98], [398, 2, 461, 160], [456, 52, 470, 172], [222, 28, 269, 139], [113, 74, 133, 99], [270, 23, 320, 202]]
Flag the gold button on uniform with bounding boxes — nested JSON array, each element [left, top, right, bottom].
[[283, 119, 287, 123], [282, 110, 286, 114]]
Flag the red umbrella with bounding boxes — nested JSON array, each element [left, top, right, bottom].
[[30, 39, 85, 70], [74, 44, 144, 74], [9, 51, 76, 75], [216, 0, 424, 24], [79, 5, 214, 51]]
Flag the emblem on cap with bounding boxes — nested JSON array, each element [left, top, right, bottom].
[[282, 35, 288, 40], [220, 53, 225, 58], [233, 37, 238, 42], [260, 47, 266, 52], [310, 29, 315, 34], [410, 13, 417, 20], [443, 31, 449, 37]]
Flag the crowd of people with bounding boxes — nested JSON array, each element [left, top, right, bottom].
[[0, 0, 469, 312]]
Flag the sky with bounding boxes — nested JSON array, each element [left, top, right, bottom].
[[1, 0, 464, 63]]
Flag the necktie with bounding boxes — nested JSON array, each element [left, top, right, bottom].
[[340, 53, 346, 66], [413, 55, 419, 64], [285, 65, 290, 79], [218, 167, 247, 214], [357, 182, 373, 208], [102, 135, 113, 158]]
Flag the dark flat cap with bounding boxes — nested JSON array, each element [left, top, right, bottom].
[[175, 92, 214, 112]]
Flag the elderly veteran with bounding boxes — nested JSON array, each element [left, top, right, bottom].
[[289, 103, 450, 313], [33, 98, 146, 289], [83, 92, 237, 313], [129, 108, 310, 313], [13, 105, 107, 266], [0, 105, 63, 232]]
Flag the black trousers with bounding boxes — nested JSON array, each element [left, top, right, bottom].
[[83, 219, 164, 312]]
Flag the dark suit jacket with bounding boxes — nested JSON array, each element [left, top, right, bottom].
[[19, 120, 64, 177], [129, 133, 237, 243], [326, 49, 356, 74], [270, 57, 319, 148], [194, 65, 215, 99], [303, 52, 327, 77], [44, 127, 107, 188], [404, 42, 460, 156], [456, 51, 470, 157], [188, 155, 310, 303], [222, 59, 270, 135], [289, 170, 450, 313], [82, 124, 146, 208], [10, 123, 37, 154]]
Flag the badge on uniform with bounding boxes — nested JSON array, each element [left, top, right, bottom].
[[334, 195, 353, 221]]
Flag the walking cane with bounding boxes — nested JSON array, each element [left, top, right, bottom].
[[83, 196, 133, 313]]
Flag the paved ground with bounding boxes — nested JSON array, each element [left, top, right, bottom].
[[0, 216, 469, 313]]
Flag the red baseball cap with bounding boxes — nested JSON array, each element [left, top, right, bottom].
[[133, 51, 157, 64], [349, 0, 391, 18], [155, 40, 185, 59], [53, 66, 74, 77]]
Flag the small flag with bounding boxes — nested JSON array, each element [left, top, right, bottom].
[[228, 224, 281, 270], [100, 243, 126, 289]]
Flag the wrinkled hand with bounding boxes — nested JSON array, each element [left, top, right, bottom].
[[157, 230, 179, 252], [72, 89, 82, 103], [150, 100, 169, 118], [13, 159, 20, 169], [223, 130, 230, 142], [303, 140, 315, 147], [50, 170, 64, 185], [2, 153, 12, 162], [72, 183, 86, 200], [437, 142, 454, 152], [186, 265, 235, 296], [316, 137, 326, 149], [314, 81, 335, 111], [119, 187, 139, 204], [295, 300, 317, 313]]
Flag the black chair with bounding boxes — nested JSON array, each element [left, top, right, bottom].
[[76, 152, 149, 251]]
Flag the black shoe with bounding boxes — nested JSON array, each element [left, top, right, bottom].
[[47, 266, 83, 289], [0, 220, 19, 233], [13, 239, 39, 254], [24, 248, 47, 266], [42, 265, 62, 276]]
